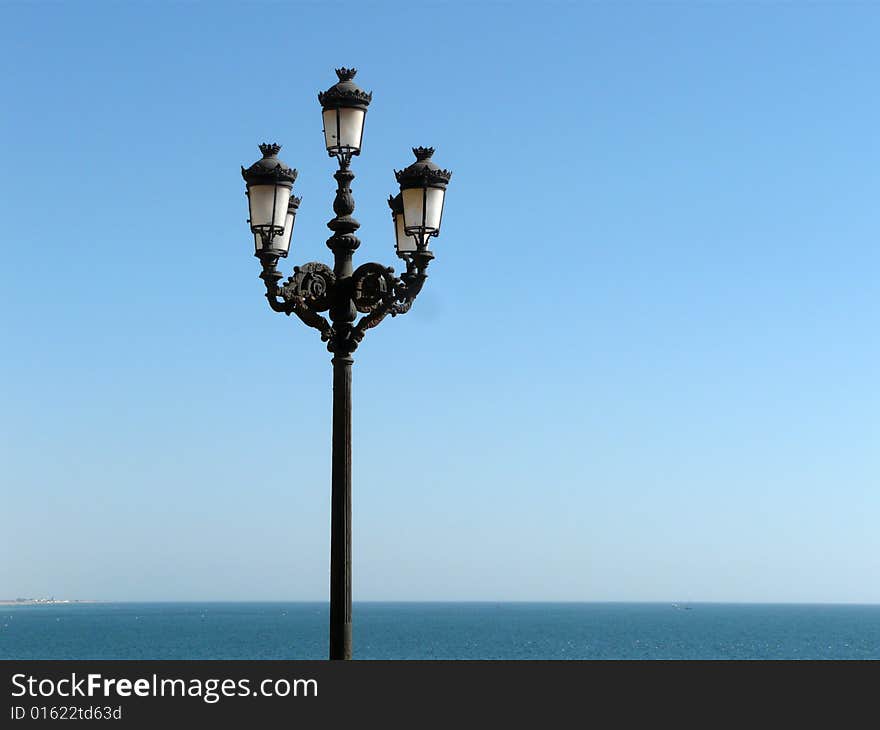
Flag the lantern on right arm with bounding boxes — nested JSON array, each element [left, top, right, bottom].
[[395, 147, 452, 250]]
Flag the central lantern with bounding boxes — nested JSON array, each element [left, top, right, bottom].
[[318, 67, 372, 160]]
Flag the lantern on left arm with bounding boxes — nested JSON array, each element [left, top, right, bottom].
[[242, 143, 299, 258]]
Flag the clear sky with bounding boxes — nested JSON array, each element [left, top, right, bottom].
[[1, 1, 877, 603]]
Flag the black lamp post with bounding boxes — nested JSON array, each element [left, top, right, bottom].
[[241, 68, 452, 660]]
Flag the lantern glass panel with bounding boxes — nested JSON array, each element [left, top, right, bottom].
[[278, 209, 295, 254], [323, 108, 366, 151], [402, 186, 445, 234], [248, 184, 291, 232], [254, 208, 295, 254], [395, 214, 418, 252]]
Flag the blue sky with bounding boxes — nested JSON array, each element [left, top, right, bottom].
[[1, 1, 877, 603]]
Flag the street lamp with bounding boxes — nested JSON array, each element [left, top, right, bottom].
[[241, 68, 452, 660]]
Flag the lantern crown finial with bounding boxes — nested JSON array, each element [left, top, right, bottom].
[[335, 67, 357, 82], [259, 142, 282, 157], [413, 147, 434, 161]]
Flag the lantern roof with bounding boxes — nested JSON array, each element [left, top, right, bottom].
[[394, 148, 452, 190], [241, 143, 298, 186], [318, 68, 372, 111]]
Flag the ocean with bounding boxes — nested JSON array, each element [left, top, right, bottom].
[[2, 602, 879, 660]]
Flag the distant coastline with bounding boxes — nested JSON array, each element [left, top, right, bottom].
[[0, 598, 97, 606]]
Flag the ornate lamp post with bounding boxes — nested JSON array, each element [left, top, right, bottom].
[[241, 68, 452, 660]]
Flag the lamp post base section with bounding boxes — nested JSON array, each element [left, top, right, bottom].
[[329, 354, 353, 660]]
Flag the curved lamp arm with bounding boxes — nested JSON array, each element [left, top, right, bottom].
[[350, 251, 432, 345], [260, 255, 334, 341]]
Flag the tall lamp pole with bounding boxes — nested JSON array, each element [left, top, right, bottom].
[[241, 68, 452, 660]]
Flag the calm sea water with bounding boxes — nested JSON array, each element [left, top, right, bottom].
[[2, 602, 879, 660]]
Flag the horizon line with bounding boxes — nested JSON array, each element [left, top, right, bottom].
[[7, 599, 880, 607]]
